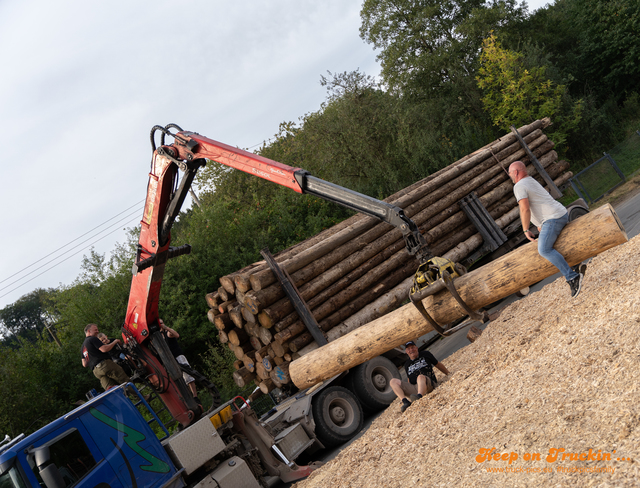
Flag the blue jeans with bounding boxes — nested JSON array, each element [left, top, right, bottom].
[[537, 213, 579, 282]]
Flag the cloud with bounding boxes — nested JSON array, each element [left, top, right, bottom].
[[0, 1, 380, 308]]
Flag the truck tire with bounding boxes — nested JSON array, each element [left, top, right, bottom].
[[569, 206, 589, 221], [347, 357, 401, 412], [311, 386, 363, 448]]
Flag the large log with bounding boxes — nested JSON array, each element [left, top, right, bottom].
[[290, 204, 628, 389], [259, 378, 276, 394], [229, 306, 245, 328], [220, 261, 264, 294], [270, 361, 291, 385], [231, 342, 254, 360], [291, 167, 570, 356], [242, 356, 256, 373], [218, 286, 229, 302], [321, 170, 570, 343]]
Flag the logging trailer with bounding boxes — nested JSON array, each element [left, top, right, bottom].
[[0, 123, 599, 488]]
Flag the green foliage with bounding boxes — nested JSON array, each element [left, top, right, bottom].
[[359, 0, 526, 99], [0, 288, 58, 347], [199, 343, 241, 402], [572, 0, 640, 100], [477, 33, 583, 148], [0, 334, 96, 436]]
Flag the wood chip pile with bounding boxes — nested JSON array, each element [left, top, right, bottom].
[[294, 233, 640, 488], [205, 118, 576, 393]]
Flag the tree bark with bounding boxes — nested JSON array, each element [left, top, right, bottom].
[[467, 326, 483, 343]]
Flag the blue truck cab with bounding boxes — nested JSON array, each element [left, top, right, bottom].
[[0, 387, 183, 488], [0, 382, 324, 488]]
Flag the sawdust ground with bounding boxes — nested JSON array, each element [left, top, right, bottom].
[[295, 234, 640, 488]]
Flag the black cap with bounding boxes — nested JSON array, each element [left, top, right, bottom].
[[404, 341, 416, 348]]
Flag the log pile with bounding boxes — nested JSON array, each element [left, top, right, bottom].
[[205, 119, 576, 391]]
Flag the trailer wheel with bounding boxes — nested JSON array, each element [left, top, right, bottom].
[[569, 206, 589, 221], [348, 357, 401, 412], [311, 386, 363, 448]]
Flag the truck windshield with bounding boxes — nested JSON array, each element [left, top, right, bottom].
[[0, 466, 27, 488]]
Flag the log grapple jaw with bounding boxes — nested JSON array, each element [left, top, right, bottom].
[[409, 257, 488, 337]]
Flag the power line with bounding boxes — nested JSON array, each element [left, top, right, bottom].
[[0, 206, 143, 293], [0, 199, 145, 285], [0, 214, 142, 300]]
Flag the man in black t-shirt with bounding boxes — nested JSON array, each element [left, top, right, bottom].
[[159, 319, 198, 398], [390, 340, 450, 413], [81, 324, 131, 392]]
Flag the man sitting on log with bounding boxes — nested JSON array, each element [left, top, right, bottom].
[[509, 160, 585, 298], [390, 341, 450, 413]]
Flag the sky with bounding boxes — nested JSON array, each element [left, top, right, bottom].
[[0, 0, 550, 310]]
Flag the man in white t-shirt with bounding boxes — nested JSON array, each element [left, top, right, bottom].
[[508, 161, 584, 298]]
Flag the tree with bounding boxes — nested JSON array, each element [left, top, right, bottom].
[[477, 33, 582, 148], [359, 0, 527, 100], [572, 0, 640, 100], [0, 288, 58, 347], [54, 238, 137, 342]]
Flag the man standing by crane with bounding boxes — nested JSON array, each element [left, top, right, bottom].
[[509, 160, 585, 297], [81, 323, 131, 392]]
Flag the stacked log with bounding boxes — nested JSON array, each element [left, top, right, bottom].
[[204, 119, 576, 391]]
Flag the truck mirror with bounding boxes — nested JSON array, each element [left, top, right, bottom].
[[39, 463, 66, 488], [33, 446, 50, 468], [33, 446, 66, 488]]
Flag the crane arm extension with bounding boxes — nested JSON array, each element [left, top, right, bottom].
[[121, 124, 433, 428], [171, 131, 431, 260]]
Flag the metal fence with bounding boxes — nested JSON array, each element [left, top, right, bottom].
[[569, 131, 640, 204]]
